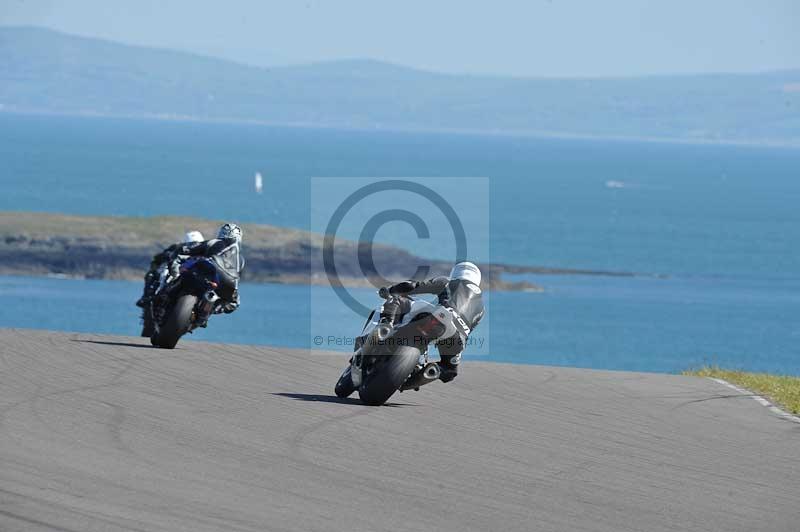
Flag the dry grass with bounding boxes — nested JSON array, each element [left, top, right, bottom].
[[685, 366, 800, 415], [0, 211, 312, 247]]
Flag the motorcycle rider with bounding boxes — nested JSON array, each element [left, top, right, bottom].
[[166, 223, 244, 318], [378, 261, 485, 384], [136, 230, 205, 309]]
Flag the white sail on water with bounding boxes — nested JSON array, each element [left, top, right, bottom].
[[254, 172, 263, 194]]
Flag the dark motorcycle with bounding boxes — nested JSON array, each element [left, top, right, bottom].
[[145, 257, 233, 349], [334, 297, 460, 406]]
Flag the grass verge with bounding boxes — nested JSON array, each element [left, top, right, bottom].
[[684, 367, 800, 415]]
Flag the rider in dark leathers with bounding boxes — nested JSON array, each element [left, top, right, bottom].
[[168, 223, 244, 316], [379, 261, 485, 383], [136, 230, 205, 309]]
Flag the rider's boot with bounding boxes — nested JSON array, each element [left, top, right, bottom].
[[136, 286, 153, 308], [136, 270, 158, 307], [438, 352, 461, 383]]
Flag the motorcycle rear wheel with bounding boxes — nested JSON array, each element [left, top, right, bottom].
[[151, 294, 196, 349], [358, 346, 420, 406]]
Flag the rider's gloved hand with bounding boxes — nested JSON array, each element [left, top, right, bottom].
[[169, 260, 180, 278], [390, 281, 416, 295], [379, 281, 415, 299]]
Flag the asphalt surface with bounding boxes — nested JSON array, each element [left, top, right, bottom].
[[0, 329, 798, 532]]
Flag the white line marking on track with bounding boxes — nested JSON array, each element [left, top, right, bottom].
[[708, 377, 800, 424]]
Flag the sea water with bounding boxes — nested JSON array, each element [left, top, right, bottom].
[[1, 273, 798, 375], [1, 114, 799, 373]]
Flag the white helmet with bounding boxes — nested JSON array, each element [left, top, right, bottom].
[[450, 261, 481, 286], [183, 230, 204, 243], [218, 223, 243, 243]]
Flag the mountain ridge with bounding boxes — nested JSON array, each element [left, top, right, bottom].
[[5, 25, 798, 81], [2, 26, 799, 144]]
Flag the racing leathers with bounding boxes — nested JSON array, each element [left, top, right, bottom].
[[136, 243, 185, 308], [380, 276, 485, 382], [169, 237, 243, 315]]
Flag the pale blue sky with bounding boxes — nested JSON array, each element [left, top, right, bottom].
[[1, 0, 798, 77]]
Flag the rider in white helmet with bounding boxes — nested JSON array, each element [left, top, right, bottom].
[[136, 229, 205, 309], [378, 261, 485, 383], [183, 230, 204, 244]]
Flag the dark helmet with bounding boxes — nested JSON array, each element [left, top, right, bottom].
[[217, 223, 242, 243]]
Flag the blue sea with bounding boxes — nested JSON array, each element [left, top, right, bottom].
[[2, 113, 799, 374]]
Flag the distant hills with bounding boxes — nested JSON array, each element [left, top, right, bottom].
[[1, 26, 799, 145]]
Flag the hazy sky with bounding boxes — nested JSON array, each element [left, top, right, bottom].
[[1, 0, 798, 77]]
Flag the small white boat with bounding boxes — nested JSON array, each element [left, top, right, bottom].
[[605, 180, 625, 189], [254, 172, 263, 194]]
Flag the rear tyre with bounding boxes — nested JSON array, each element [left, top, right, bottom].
[[335, 366, 355, 398], [151, 294, 196, 349], [358, 346, 420, 406]]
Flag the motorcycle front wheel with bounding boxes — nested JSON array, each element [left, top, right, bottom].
[[334, 366, 355, 398], [151, 294, 197, 349], [141, 308, 155, 337]]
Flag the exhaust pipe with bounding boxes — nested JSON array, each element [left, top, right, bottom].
[[400, 362, 441, 391], [204, 290, 220, 304], [199, 290, 220, 316], [423, 362, 441, 380]]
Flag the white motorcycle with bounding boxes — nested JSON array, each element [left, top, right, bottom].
[[334, 297, 461, 405]]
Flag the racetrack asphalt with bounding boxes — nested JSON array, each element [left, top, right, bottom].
[[1, 329, 798, 531]]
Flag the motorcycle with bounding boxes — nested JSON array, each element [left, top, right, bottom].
[[145, 257, 233, 349], [334, 296, 461, 406]]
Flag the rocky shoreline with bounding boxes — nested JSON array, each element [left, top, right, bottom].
[[0, 212, 640, 292]]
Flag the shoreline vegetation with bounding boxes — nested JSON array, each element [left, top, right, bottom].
[[0, 212, 645, 292], [685, 367, 800, 415]]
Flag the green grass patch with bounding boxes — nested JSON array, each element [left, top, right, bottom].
[[0, 211, 314, 247], [685, 367, 800, 415]]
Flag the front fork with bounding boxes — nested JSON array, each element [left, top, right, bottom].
[[350, 350, 363, 388]]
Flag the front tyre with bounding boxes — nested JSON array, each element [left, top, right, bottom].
[[151, 294, 196, 349], [358, 346, 420, 406], [141, 309, 155, 337], [335, 366, 355, 398]]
